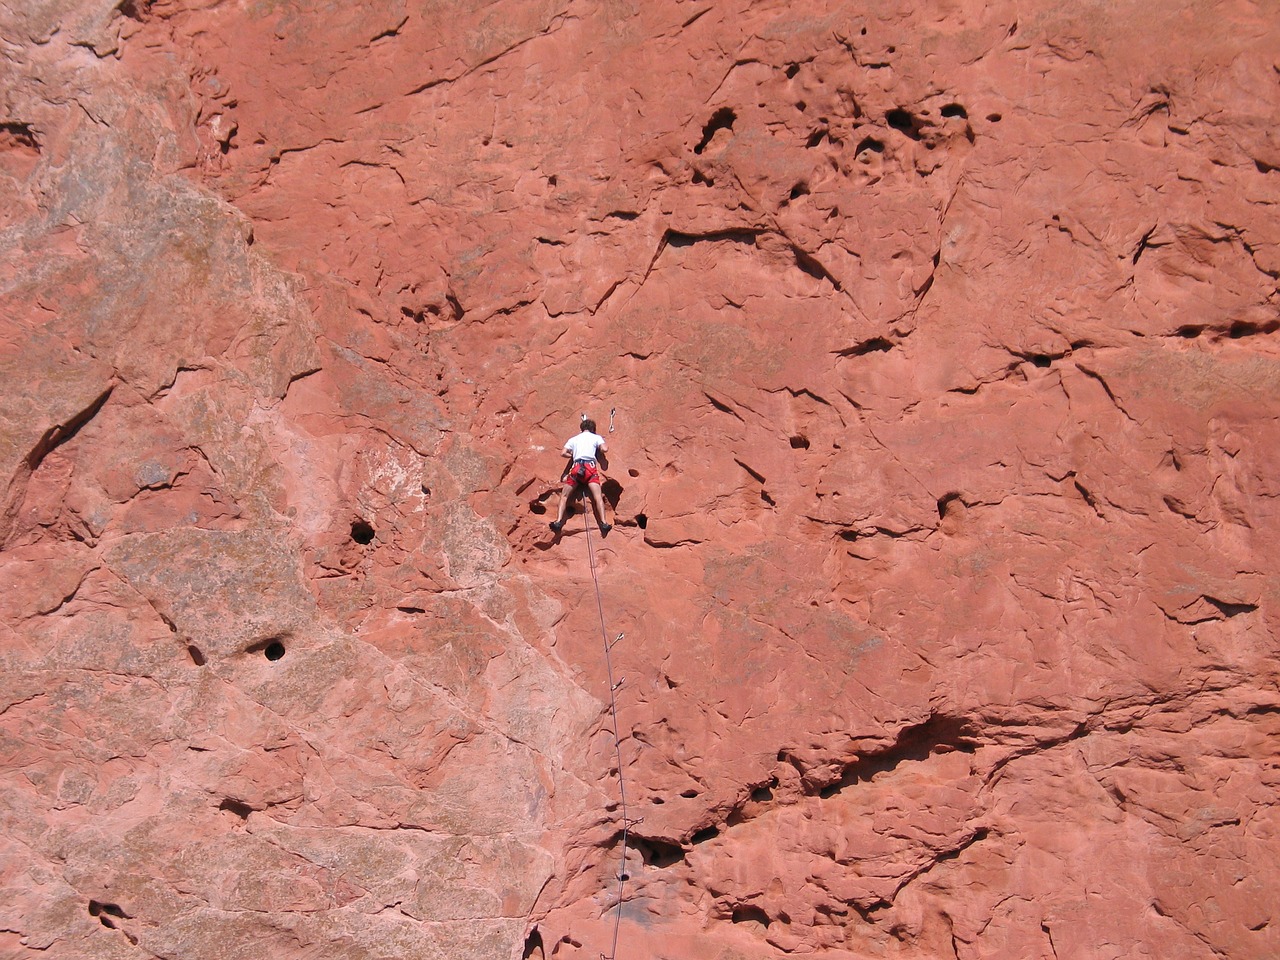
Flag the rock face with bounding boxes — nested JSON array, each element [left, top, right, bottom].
[[2, 0, 1279, 957]]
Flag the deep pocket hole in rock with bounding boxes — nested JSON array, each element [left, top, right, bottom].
[[350, 519, 375, 544], [247, 637, 287, 661], [187, 644, 206, 666], [632, 836, 685, 868], [731, 905, 772, 927], [636, 513, 648, 530]]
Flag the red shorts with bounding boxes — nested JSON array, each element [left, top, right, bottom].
[[564, 460, 604, 488]]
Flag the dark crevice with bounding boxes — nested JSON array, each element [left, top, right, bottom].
[[820, 714, 980, 796], [0, 121, 40, 149], [704, 391, 744, 421], [735, 459, 766, 484], [1203, 596, 1257, 618], [936, 492, 963, 519], [522, 927, 545, 960], [88, 900, 130, 929], [25, 386, 114, 474], [1228, 320, 1279, 338], [369, 15, 408, 42], [1132, 225, 1160, 264], [690, 825, 720, 845], [1074, 480, 1104, 518], [693, 107, 736, 155], [118, 0, 150, 20], [601, 478, 623, 509], [187, 645, 206, 666], [789, 435, 810, 449], [667, 228, 758, 248], [836, 336, 893, 357], [940, 103, 968, 119], [791, 245, 841, 289], [635, 513, 648, 530]]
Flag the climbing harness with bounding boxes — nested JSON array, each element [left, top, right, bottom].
[[583, 506, 633, 960]]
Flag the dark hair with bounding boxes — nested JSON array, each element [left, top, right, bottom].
[[581, 418, 597, 433]]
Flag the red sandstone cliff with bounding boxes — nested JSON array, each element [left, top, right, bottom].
[[2, 1, 1279, 958]]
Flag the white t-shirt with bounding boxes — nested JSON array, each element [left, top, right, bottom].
[[564, 430, 606, 461]]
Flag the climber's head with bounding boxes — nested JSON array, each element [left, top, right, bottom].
[[581, 418, 597, 434]]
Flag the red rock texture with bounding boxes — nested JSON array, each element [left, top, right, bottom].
[[2, 0, 1280, 958]]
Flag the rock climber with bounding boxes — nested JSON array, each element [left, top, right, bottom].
[[550, 417, 612, 538]]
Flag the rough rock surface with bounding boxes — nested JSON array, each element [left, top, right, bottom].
[[2, 0, 1279, 958]]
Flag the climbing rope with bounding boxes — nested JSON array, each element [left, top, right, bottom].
[[582, 505, 630, 960]]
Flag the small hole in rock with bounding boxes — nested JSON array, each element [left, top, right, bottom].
[[789, 182, 809, 200], [636, 513, 649, 529], [264, 641, 285, 661], [350, 520, 375, 545], [1177, 325, 1202, 339], [547, 175, 557, 186], [187, 645, 206, 666], [789, 435, 810, 449], [785, 63, 799, 78], [941, 103, 968, 119], [1031, 354, 1051, 368], [681, 789, 699, 798], [751, 785, 774, 802], [652, 797, 665, 805], [855, 136, 884, 157], [628, 468, 639, 477], [1229, 322, 1256, 339], [986, 113, 1002, 122]]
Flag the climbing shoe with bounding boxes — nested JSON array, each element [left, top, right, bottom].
[[599, 523, 612, 539], [549, 520, 564, 534]]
